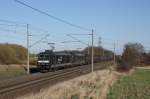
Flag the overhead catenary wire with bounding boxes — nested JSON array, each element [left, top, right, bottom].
[[14, 0, 91, 31], [0, 27, 21, 34], [68, 33, 92, 36], [0, 19, 26, 27], [0, 25, 27, 36], [0, 20, 50, 38], [29, 25, 49, 34], [61, 41, 81, 43], [0, 23, 20, 27], [67, 34, 88, 46], [0, 21, 48, 35], [29, 34, 50, 48], [0, 32, 26, 41]]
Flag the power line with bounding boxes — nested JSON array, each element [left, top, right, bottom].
[[14, 0, 91, 31], [61, 41, 80, 43], [69, 33, 92, 35], [0, 24, 18, 27], [29, 34, 48, 37], [29, 34, 50, 48], [0, 19, 50, 35], [0, 19, 26, 27], [0, 27, 17, 33], [29, 25, 49, 33], [0, 27, 27, 35], [0, 19, 50, 38], [0, 32, 26, 40], [0, 23, 25, 27], [67, 34, 88, 45]]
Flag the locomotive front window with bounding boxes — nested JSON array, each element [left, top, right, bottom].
[[45, 55, 49, 58], [38, 54, 49, 60], [39, 55, 44, 58]]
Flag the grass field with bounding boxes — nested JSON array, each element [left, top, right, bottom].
[[107, 69, 150, 99], [0, 65, 26, 80]]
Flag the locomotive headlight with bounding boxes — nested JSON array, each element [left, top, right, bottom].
[[38, 60, 49, 63]]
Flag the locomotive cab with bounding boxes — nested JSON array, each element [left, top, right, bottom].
[[37, 50, 53, 71]]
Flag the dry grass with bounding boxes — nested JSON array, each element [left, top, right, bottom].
[[135, 66, 150, 70], [0, 65, 26, 80], [18, 69, 117, 99]]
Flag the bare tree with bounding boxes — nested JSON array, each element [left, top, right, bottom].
[[118, 43, 145, 70]]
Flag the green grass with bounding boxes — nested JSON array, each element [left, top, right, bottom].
[[107, 70, 150, 99], [0, 65, 26, 80]]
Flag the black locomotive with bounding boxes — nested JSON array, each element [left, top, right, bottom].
[[37, 50, 87, 72]]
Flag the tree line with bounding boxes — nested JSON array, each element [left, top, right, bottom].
[[0, 42, 149, 69], [0, 43, 27, 64]]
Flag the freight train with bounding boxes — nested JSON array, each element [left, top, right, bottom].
[[37, 50, 87, 72], [37, 50, 113, 72]]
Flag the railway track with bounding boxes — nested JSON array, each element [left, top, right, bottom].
[[0, 62, 113, 99]]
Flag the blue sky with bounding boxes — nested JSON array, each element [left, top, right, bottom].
[[0, 0, 150, 53]]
